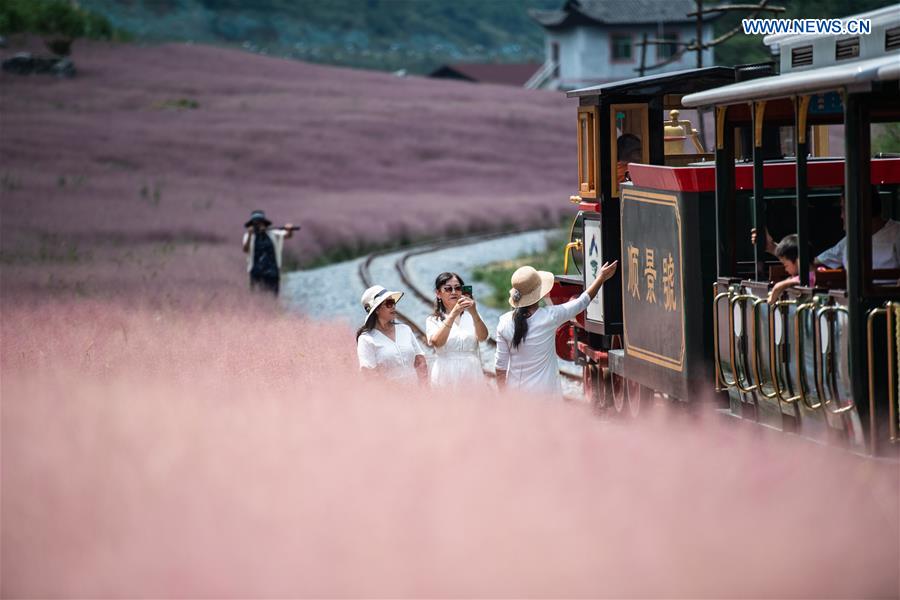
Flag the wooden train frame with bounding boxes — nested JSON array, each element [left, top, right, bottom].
[[550, 5, 900, 457]]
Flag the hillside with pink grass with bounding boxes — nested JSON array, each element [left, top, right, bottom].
[[0, 38, 574, 299]]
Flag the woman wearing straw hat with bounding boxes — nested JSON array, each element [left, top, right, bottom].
[[357, 285, 427, 385], [495, 261, 618, 397], [425, 272, 489, 388]]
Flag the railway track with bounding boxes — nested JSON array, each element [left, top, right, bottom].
[[358, 231, 582, 385]]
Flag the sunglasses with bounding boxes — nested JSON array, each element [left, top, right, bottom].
[[382, 299, 396, 308], [441, 285, 462, 293]]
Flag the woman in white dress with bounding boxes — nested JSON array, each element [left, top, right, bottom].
[[356, 285, 427, 385], [495, 261, 617, 398], [425, 272, 489, 387]]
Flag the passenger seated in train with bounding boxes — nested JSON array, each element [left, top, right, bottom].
[[814, 189, 900, 276], [616, 134, 642, 184], [751, 188, 900, 283], [767, 235, 816, 304]]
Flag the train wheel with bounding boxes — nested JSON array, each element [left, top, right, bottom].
[[583, 363, 607, 409], [626, 381, 654, 417], [608, 335, 626, 414]]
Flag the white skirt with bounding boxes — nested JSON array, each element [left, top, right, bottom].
[[430, 351, 484, 388]]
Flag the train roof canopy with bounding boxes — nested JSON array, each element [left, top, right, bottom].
[[681, 54, 900, 107], [566, 66, 734, 99]]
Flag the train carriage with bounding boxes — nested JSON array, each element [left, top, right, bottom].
[[553, 5, 900, 456]]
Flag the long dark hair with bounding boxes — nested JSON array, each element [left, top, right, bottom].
[[433, 272, 464, 321], [355, 311, 378, 341], [512, 304, 535, 349]]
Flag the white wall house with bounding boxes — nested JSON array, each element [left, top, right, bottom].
[[527, 0, 719, 90]]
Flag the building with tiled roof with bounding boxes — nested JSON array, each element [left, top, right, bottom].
[[527, 0, 721, 90], [428, 63, 543, 87]]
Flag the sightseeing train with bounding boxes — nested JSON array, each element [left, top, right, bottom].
[[550, 5, 900, 456]]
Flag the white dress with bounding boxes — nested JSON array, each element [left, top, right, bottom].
[[357, 324, 425, 384], [494, 292, 591, 398], [425, 311, 484, 387]]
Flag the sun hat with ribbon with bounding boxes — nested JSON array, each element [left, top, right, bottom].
[[360, 285, 404, 323], [244, 210, 272, 228], [508, 265, 555, 308]]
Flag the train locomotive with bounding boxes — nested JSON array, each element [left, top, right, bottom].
[[550, 5, 900, 457]]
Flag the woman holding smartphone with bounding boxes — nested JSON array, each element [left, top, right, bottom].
[[425, 272, 489, 388]]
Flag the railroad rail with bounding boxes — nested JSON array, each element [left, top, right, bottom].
[[358, 231, 582, 385]]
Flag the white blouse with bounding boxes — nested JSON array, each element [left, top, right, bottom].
[[357, 323, 425, 383], [425, 311, 484, 387], [494, 292, 591, 397]]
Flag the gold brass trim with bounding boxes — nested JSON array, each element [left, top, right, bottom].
[[751, 298, 778, 400], [621, 188, 685, 371], [795, 301, 823, 410], [753, 101, 767, 148], [888, 303, 898, 444], [867, 307, 887, 455], [716, 106, 727, 150], [796, 95, 811, 145], [769, 299, 800, 405], [814, 305, 855, 415], [713, 287, 736, 391], [729, 294, 758, 393], [563, 240, 583, 275]]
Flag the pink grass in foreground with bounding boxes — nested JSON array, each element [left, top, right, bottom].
[[2, 301, 898, 597]]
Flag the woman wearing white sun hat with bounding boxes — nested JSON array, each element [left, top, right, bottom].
[[356, 285, 427, 385], [495, 260, 617, 397]]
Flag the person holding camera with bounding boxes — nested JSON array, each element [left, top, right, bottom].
[[425, 272, 489, 388], [241, 210, 296, 296], [495, 261, 618, 398]]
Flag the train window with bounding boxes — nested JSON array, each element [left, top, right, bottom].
[[577, 106, 598, 198], [610, 103, 649, 198], [778, 126, 796, 158], [663, 108, 713, 165], [872, 122, 900, 157]]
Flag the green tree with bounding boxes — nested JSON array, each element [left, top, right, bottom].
[[0, 0, 120, 56]]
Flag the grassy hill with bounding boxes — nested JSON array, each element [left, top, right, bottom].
[[76, 0, 559, 74], [0, 37, 575, 299]]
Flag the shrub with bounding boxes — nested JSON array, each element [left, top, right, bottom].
[[0, 0, 122, 52]]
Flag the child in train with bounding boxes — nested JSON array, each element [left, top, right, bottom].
[[767, 234, 816, 304]]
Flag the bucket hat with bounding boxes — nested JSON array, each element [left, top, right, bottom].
[[508, 266, 555, 308], [245, 210, 272, 228], [361, 285, 403, 323]]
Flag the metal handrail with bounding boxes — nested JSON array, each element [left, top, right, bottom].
[[562, 239, 583, 275], [751, 298, 778, 399], [769, 299, 800, 405], [867, 307, 888, 455], [814, 305, 854, 415], [728, 294, 758, 393], [794, 301, 823, 410], [712, 286, 736, 391], [888, 303, 898, 444]]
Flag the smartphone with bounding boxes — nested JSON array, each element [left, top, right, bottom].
[[461, 285, 473, 297]]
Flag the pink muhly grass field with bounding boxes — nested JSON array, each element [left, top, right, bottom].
[[2, 300, 898, 597], [1, 38, 574, 299]]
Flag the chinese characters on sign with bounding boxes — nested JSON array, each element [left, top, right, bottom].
[[644, 248, 656, 304], [626, 243, 676, 312], [627, 244, 640, 299], [662, 252, 676, 311]]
